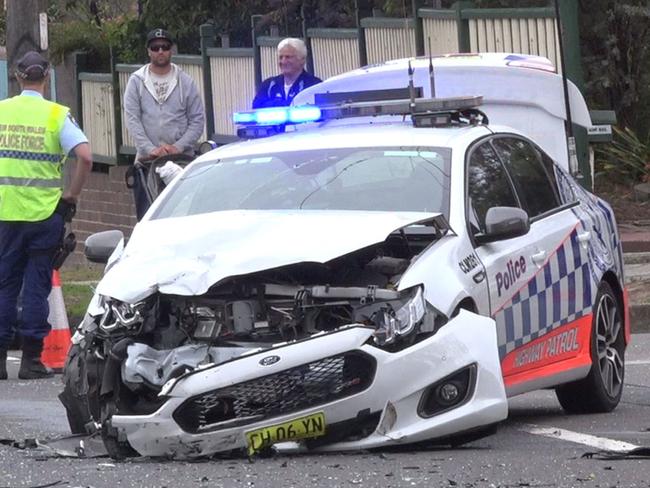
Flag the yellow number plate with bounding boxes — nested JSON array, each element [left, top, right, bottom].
[[246, 412, 326, 455]]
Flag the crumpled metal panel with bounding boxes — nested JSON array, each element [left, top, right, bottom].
[[97, 210, 437, 303], [122, 343, 253, 387]]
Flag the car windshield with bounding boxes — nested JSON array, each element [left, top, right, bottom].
[[151, 146, 451, 220]]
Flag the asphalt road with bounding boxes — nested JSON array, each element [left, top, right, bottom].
[[2, 335, 650, 488]]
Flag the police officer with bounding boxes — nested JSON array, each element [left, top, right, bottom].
[[0, 51, 92, 380]]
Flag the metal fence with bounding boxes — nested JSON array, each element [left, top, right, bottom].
[[309, 29, 360, 80], [76, 4, 564, 165], [464, 8, 559, 70], [209, 48, 256, 135], [79, 73, 116, 163], [362, 18, 416, 65]]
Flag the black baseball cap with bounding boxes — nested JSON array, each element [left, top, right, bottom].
[[146, 28, 173, 47], [15, 51, 49, 82]]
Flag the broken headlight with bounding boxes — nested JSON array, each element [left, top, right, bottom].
[[99, 298, 146, 332], [372, 286, 430, 345]]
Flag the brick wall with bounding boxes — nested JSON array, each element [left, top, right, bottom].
[[65, 163, 137, 266]]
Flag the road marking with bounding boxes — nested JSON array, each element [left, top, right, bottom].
[[625, 360, 650, 365], [517, 423, 640, 452]]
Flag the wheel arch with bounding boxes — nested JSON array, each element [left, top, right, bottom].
[[600, 270, 630, 345], [453, 297, 478, 316]]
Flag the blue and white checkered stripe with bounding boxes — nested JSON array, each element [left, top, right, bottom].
[[0, 149, 62, 163], [495, 227, 594, 358]]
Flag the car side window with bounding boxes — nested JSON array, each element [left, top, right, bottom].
[[467, 143, 519, 234], [552, 157, 578, 205], [492, 137, 561, 218]]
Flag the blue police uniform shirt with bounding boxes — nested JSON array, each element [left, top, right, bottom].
[[21, 90, 88, 155]]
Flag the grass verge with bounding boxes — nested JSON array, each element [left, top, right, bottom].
[[60, 263, 103, 328]]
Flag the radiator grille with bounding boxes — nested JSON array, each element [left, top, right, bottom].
[[173, 351, 376, 433]]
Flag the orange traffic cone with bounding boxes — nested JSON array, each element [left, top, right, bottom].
[[41, 270, 71, 372]]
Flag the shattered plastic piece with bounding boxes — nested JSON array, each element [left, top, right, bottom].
[[582, 447, 650, 460], [0, 433, 110, 459]]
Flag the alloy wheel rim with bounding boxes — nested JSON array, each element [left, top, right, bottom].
[[595, 293, 624, 398]]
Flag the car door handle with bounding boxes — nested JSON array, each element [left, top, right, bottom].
[[578, 231, 591, 243], [531, 250, 547, 265]]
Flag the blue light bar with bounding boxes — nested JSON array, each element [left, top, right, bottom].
[[233, 112, 255, 124], [288, 106, 322, 123], [255, 108, 287, 125], [232, 105, 322, 127]]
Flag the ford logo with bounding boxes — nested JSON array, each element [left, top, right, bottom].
[[259, 355, 280, 366]]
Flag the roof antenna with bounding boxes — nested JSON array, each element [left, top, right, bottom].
[[428, 37, 435, 98], [408, 60, 416, 114], [553, 0, 581, 178]]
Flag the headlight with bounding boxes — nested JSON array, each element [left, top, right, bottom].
[[99, 299, 145, 331], [372, 286, 427, 345]]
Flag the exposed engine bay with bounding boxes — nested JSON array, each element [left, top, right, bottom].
[[60, 224, 447, 457]]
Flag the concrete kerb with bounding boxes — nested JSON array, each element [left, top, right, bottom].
[[624, 252, 650, 334]]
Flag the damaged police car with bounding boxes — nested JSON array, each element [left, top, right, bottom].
[[60, 53, 629, 459]]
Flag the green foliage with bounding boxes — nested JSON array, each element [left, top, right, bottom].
[[49, 14, 142, 68], [596, 126, 650, 183], [580, 2, 650, 139]]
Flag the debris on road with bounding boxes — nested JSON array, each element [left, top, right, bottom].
[[0, 433, 108, 459], [582, 446, 650, 460]]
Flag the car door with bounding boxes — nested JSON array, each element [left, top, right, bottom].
[[468, 136, 589, 393], [466, 140, 542, 360]]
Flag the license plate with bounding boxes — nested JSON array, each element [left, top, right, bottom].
[[245, 412, 326, 455]]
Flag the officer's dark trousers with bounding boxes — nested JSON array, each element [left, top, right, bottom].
[[0, 213, 63, 349]]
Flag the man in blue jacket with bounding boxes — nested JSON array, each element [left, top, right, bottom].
[[253, 38, 322, 109]]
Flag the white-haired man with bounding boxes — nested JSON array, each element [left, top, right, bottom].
[[253, 38, 322, 108]]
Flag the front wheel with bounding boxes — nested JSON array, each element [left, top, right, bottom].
[[555, 281, 625, 413], [59, 344, 102, 434]]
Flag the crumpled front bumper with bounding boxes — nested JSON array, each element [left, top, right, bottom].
[[111, 310, 507, 458]]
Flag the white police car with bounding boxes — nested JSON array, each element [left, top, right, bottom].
[[61, 53, 628, 459]]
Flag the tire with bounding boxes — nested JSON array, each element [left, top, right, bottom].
[[59, 344, 95, 434], [555, 281, 625, 413]]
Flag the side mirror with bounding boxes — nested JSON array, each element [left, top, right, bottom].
[[475, 206, 529, 244], [84, 230, 124, 264]]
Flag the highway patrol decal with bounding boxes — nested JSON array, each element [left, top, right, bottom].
[[500, 317, 592, 383], [512, 325, 580, 368]]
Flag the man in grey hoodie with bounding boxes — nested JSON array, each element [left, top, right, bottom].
[[123, 28, 205, 220]]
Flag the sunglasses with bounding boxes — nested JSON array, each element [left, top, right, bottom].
[[149, 43, 172, 52]]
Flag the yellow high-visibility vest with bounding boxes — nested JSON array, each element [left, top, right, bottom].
[[0, 95, 69, 221]]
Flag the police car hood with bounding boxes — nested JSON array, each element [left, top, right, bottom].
[[97, 210, 441, 303]]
